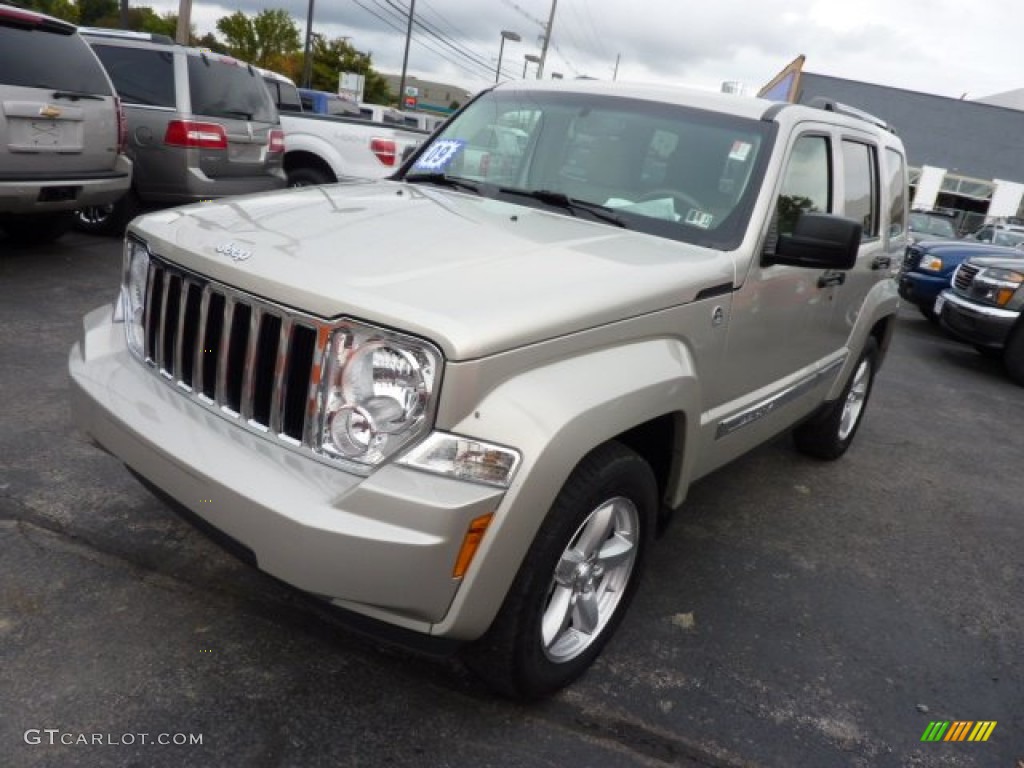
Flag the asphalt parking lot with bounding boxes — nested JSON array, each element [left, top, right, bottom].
[[1, 231, 1022, 768]]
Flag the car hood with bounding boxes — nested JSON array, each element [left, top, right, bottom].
[[131, 180, 735, 360], [964, 254, 1024, 270]]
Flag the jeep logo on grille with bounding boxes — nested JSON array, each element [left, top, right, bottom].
[[215, 242, 252, 262]]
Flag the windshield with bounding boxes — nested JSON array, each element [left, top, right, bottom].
[[909, 212, 956, 238], [403, 88, 775, 249]]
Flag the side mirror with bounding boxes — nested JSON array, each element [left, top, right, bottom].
[[767, 213, 861, 270]]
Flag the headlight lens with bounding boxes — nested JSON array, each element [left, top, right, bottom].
[[974, 267, 1024, 307], [918, 255, 943, 271], [399, 432, 521, 488], [316, 329, 440, 468], [121, 237, 150, 357]]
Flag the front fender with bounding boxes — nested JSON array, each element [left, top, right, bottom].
[[430, 337, 700, 640]]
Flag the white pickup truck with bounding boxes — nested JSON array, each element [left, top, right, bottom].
[[261, 70, 428, 186]]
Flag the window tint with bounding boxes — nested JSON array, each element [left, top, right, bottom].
[[0, 28, 111, 95], [777, 135, 831, 234], [842, 140, 879, 239], [91, 44, 174, 108], [264, 79, 302, 113], [884, 148, 907, 237], [187, 56, 276, 123]]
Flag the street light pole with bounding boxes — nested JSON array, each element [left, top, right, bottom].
[[523, 53, 540, 78], [495, 30, 521, 84]]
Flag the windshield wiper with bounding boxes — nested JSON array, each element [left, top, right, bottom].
[[497, 188, 626, 228], [404, 172, 481, 195], [50, 89, 103, 101]]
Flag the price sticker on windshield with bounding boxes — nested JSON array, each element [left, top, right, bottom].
[[414, 139, 465, 171]]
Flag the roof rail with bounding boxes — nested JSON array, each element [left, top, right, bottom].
[[78, 26, 175, 45], [807, 97, 896, 134]]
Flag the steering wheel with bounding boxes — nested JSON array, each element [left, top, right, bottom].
[[635, 188, 706, 217]]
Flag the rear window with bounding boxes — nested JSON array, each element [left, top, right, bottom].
[[90, 44, 175, 108], [0, 26, 112, 96], [187, 56, 276, 123]]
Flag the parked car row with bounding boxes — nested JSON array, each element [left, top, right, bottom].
[[899, 219, 1024, 384], [0, 6, 132, 245]]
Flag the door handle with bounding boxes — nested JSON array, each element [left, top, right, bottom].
[[871, 255, 892, 270], [818, 271, 845, 288]]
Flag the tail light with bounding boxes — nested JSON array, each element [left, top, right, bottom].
[[115, 96, 128, 154], [268, 129, 285, 154], [370, 138, 397, 166], [164, 120, 228, 149]]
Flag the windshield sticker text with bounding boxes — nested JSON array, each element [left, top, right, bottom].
[[685, 209, 714, 229], [414, 139, 465, 172]]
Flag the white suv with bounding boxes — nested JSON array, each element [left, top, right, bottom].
[[0, 5, 131, 245]]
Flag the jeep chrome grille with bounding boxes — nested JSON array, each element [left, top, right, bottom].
[[954, 262, 980, 291], [142, 258, 323, 447]]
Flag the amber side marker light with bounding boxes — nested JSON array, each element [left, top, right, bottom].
[[453, 514, 494, 578]]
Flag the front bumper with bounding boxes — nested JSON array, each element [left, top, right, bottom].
[[69, 304, 505, 638], [897, 271, 947, 307], [938, 290, 1018, 348]]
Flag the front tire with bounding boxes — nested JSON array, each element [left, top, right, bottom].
[[793, 337, 879, 460], [464, 442, 657, 700], [1003, 325, 1024, 386]]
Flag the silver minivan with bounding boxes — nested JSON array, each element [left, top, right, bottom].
[[0, 6, 132, 245], [76, 29, 286, 234]]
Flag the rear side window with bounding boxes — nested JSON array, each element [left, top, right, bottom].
[[187, 57, 276, 123], [884, 148, 907, 237], [0, 26, 112, 96], [90, 44, 175, 108], [842, 140, 879, 239]]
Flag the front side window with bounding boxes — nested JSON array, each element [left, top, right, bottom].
[[403, 89, 776, 249], [776, 135, 831, 235], [842, 140, 879, 239]]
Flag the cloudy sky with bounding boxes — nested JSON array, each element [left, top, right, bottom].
[[154, 0, 1022, 101]]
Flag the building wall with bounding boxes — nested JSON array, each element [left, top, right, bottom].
[[379, 74, 475, 114], [797, 73, 1024, 185]]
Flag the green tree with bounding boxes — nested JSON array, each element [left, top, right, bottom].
[[309, 34, 390, 104], [77, 0, 116, 25], [216, 9, 299, 68], [92, 7, 177, 38], [22, 0, 78, 22]]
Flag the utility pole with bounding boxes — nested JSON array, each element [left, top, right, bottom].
[[613, 53, 620, 81], [398, 0, 417, 108], [301, 0, 316, 88], [536, 0, 557, 79], [175, 0, 191, 45]]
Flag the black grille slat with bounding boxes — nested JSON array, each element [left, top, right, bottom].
[[139, 258, 323, 454], [954, 263, 980, 291], [283, 325, 316, 441], [251, 314, 282, 428], [201, 292, 226, 401]]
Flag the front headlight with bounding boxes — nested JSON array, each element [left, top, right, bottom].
[[120, 236, 150, 357], [918, 254, 943, 272], [974, 267, 1024, 307], [315, 327, 441, 468]]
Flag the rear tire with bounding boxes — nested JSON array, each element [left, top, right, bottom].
[[793, 338, 879, 460], [74, 190, 139, 236], [464, 442, 657, 700], [287, 166, 334, 187], [0, 211, 74, 245]]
